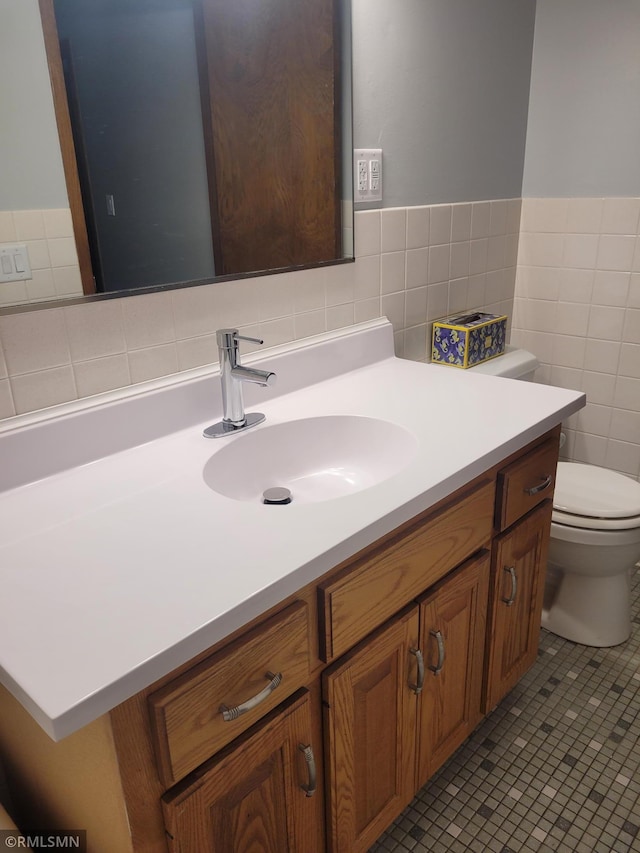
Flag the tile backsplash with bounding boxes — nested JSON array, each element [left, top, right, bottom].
[[0, 199, 520, 420], [512, 197, 640, 480]]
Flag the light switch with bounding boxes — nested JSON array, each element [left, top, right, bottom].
[[0, 245, 32, 283], [369, 159, 380, 192]]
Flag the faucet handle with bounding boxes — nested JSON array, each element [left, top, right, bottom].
[[216, 328, 264, 348], [235, 333, 264, 346]]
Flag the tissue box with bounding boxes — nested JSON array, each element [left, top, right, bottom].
[[432, 312, 507, 368]]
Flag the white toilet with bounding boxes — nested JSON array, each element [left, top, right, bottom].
[[472, 347, 640, 648]]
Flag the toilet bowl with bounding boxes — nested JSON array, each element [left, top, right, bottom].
[[471, 347, 640, 647], [544, 462, 640, 646]]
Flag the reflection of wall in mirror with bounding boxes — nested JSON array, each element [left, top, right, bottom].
[[0, 0, 83, 306], [54, 0, 216, 291], [1, 1, 67, 211]]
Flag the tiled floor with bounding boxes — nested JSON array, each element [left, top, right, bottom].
[[370, 572, 640, 853]]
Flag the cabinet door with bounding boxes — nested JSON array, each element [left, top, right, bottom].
[[162, 689, 322, 853], [323, 607, 420, 853], [416, 550, 490, 789], [484, 501, 553, 712]]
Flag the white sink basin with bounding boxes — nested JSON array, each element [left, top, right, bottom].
[[203, 415, 419, 504]]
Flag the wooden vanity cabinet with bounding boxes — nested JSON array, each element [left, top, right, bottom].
[[495, 434, 558, 530], [161, 689, 323, 853], [322, 607, 420, 853], [0, 430, 560, 853], [416, 550, 490, 788], [483, 431, 559, 712], [483, 501, 553, 712], [319, 431, 559, 852], [148, 599, 311, 788], [154, 470, 497, 853], [322, 551, 491, 853], [317, 476, 495, 662]]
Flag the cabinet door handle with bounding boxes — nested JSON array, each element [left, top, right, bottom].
[[428, 630, 446, 674], [502, 566, 517, 606], [524, 474, 552, 496], [298, 743, 317, 797], [409, 647, 425, 695], [220, 671, 282, 721]]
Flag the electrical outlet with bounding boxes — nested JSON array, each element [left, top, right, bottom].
[[357, 159, 368, 192], [354, 148, 383, 202]]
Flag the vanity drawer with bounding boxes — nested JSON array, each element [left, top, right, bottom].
[[496, 435, 559, 531], [319, 476, 496, 661], [149, 599, 310, 787]]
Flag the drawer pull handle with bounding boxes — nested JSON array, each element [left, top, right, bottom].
[[524, 474, 552, 496], [502, 566, 517, 606], [429, 630, 446, 675], [409, 647, 425, 695], [298, 743, 317, 797], [220, 671, 282, 722]]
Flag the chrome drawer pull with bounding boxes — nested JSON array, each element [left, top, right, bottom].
[[409, 647, 425, 695], [220, 671, 282, 721], [524, 474, 552, 496], [298, 743, 317, 797], [502, 566, 517, 606], [428, 630, 446, 674]]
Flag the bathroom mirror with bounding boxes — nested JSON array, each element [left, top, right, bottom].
[[2, 0, 353, 311]]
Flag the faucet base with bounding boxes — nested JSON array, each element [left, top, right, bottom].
[[203, 412, 266, 439]]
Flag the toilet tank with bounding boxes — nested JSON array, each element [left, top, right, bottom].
[[468, 346, 539, 381]]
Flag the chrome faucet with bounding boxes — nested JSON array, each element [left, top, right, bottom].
[[203, 329, 276, 438]]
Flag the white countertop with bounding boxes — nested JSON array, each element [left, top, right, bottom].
[[0, 320, 585, 740]]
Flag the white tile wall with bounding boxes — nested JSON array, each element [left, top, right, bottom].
[[0, 209, 83, 306], [512, 197, 640, 481], [0, 199, 520, 419], [361, 199, 519, 361]]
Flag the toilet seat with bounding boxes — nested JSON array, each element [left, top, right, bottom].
[[552, 509, 640, 533], [552, 462, 640, 531]]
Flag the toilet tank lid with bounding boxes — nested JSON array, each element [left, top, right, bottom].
[[469, 346, 539, 378], [554, 462, 640, 519]]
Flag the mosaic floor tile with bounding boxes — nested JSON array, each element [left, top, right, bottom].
[[369, 570, 640, 853]]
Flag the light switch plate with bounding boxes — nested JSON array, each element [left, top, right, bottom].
[[354, 148, 382, 203], [0, 245, 32, 283]]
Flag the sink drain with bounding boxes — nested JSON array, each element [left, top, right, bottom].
[[263, 487, 292, 505]]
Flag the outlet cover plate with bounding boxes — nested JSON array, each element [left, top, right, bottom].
[[354, 148, 382, 203]]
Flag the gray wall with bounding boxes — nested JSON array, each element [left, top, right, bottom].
[[523, 0, 640, 198], [0, 0, 68, 209], [352, 0, 537, 207]]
